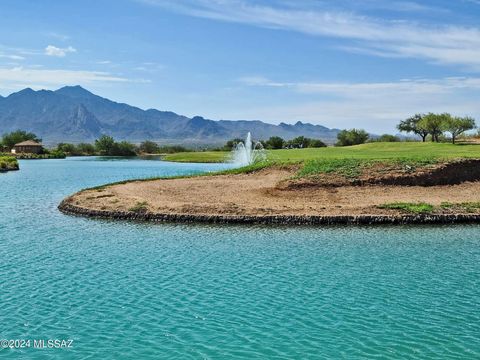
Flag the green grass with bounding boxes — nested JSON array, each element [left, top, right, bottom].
[[440, 202, 480, 213], [379, 202, 480, 214], [163, 142, 480, 164], [268, 142, 480, 163], [298, 159, 364, 178], [162, 143, 480, 181], [378, 202, 435, 214], [297, 157, 439, 179], [0, 156, 19, 171], [163, 151, 229, 163]]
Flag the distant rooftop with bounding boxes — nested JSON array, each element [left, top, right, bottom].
[[14, 140, 42, 146]]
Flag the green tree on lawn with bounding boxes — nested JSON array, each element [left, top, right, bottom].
[[418, 113, 448, 142], [265, 136, 285, 149], [397, 114, 429, 142], [336, 129, 369, 146], [443, 116, 476, 144]]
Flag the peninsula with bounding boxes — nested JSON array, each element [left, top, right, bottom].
[[59, 142, 480, 225]]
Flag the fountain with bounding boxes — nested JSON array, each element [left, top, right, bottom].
[[231, 132, 266, 166]]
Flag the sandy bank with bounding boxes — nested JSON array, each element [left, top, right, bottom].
[[59, 166, 480, 225]]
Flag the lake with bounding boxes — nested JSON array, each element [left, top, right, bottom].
[[1, 157, 479, 359]]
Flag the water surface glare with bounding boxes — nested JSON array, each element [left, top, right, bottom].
[[1, 157, 479, 359]]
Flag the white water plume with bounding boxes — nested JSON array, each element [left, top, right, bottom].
[[231, 132, 266, 166]]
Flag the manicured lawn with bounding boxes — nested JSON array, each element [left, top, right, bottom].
[[163, 142, 480, 164], [163, 151, 230, 163], [269, 142, 480, 162]]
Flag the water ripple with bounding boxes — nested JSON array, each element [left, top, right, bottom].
[[0, 158, 479, 358]]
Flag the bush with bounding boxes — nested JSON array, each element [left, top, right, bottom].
[[286, 136, 310, 148], [48, 149, 67, 158], [76, 143, 96, 155], [95, 136, 137, 156], [0, 156, 19, 170], [336, 129, 369, 146], [308, 139, 327, 148], [95, 135, 116, 155], [372, 134, 400, 142], [112, 141, 137, 156], [57, 143, 77, 154], [265, 136, 285, 149], [138, 141, 160, 154]]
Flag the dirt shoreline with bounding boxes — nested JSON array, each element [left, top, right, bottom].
[[59, 165, 480, 225]]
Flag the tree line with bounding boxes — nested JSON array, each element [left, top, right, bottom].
[[329, 113, 477, 147], [0, 131, 190, 156], [2, 113, 477, 156], [222, 136, 327, 150], [397, 113, 476, 144], [58, 137, 191, 156]]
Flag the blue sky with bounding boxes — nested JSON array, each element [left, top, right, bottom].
[[0, 0, 479, 133]]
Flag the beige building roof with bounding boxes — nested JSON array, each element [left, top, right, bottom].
[[14, 140, 42, 147]]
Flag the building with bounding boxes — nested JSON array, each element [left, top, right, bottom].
[[11, 140, 43, 154]]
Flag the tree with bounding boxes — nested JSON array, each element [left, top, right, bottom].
[[336, 129, 369, 146], [286, 136, 310, 148], [1, 130, 42, 150], [76, 143, 96, 155], [265, 136, 285, 149], [112, 141, 137, 156], [224, 138, 243, 150], [308, 139, 327, 148], [95, 135, 116, 155], [397, 114, 429, 142], [57, 143, 77, 155], [376, 134, 400, 142], [157, 145, 189, 154], [138, 140, 160, 154], [443, 116, 476, 144], [419, 113, 448, 142]]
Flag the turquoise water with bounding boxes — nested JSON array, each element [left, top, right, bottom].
[[1, 158, 480, 359]]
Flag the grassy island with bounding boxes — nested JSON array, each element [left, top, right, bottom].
[[0, 156, 19, 171]]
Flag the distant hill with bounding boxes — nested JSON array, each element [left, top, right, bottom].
[[0, 86, 340, 145]]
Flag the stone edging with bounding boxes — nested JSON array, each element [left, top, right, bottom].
[[58, 200, 480, 225]]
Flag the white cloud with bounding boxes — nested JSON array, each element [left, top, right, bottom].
[[140, 0, 480, 70], [0, 66, 133, 91], [240, 76, 480, 94], [235, 76, 480, 133], [134, 62, 165, 71], [0, 53, 25, 60], [44, 45, 77, 57], [46, 32, 71, 41]]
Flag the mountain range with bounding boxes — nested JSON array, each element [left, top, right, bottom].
[[0, 86, 340, 146]]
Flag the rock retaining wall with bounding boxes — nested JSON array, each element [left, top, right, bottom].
[[58, 200, 480, 226]]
